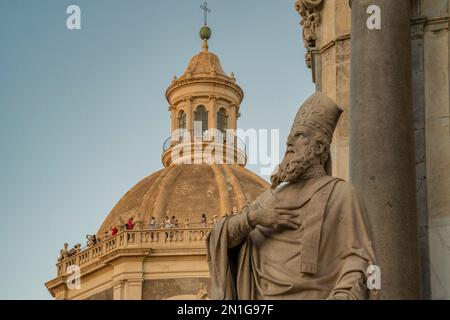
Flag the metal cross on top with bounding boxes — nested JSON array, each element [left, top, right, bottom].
[[200, 1, 211, 26]]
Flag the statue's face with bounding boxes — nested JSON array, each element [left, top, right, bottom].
[[270, 126, 323, 188], [287, 127, 311, 158], [286, 126, 324, 166]]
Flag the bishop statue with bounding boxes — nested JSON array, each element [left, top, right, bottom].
[[206, 92, 378, 300]]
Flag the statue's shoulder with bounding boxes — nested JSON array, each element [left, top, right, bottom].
[[253, 188, 278, 209], [329, 179, 363, 203], [331, 179, 356, 193]]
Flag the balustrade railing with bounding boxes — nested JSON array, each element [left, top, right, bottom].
[[162, 129, 247, 154], [56, 227, 211, 276]]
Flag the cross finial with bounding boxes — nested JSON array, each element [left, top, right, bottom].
[[200, 1, 211, 26]]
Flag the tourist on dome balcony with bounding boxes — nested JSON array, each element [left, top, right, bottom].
[[111, 226, 118, 236], [86, 234, 97, 247], [69, 244, 81, 256], [201, 213, 207, 227], [126, 217, 135, 230], [171, 216, 177, 228], [164, 216, 171, 228], [149, 217, 157, 229]]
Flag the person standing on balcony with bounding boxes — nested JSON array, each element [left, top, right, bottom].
[[171, 216, 177, 228], [165, 216, 171, 228], [86, 234, 97, 247], [149, 217, 156, 229], [111, 226, 118, 236], [126, 217, 135, 230], [201, 213, 207, 227]]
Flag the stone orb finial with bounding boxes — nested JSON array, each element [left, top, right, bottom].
[[199, 26, 212, 40]]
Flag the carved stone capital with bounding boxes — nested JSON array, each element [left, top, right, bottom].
[[295, 0, 324, 68]]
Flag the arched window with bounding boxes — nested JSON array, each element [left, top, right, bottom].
[[217, 108, 228, 134], [194, 105, 208, 134], [178, 111, 186, 129]]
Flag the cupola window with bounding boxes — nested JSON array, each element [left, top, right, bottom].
[[217, 108, 228, 140], [179, 111, 186, 130], [194, 106, 208, 134]]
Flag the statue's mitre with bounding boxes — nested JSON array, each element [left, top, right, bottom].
[[291, 92, 343, 142]]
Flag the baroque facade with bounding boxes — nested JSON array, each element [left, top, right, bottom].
[[295, 0, 450, 299]]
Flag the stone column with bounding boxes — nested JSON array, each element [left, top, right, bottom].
[[228, 104, 237, 130], [112, 258, 144, 300], [170, 105, 177, 132], [112, 280, 125, 300], [411, 13, 431, 300], [349, 0, 421, 299], [185, 97, 194, 133], [208, 97, 217, 140]]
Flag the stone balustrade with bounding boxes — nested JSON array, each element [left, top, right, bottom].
[[56, 227, 211, 276]]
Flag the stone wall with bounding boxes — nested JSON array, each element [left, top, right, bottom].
[[142, 278, 211, 300], [308, 0, 352, 181], [421, 0, 450, 300], [86, 289, 113, 300]]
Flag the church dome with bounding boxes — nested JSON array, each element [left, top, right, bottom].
[[47, 14, 272, 301], [180, 49, 228, 79], [97, 164, 269, 236]]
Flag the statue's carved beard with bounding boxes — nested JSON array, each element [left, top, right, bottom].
[[271, 144, 316, 189]]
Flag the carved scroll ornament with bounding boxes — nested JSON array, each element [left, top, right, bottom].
[[295, 0, 323, 68]]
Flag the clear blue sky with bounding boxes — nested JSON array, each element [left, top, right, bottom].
[[0, 0, 314, 299]]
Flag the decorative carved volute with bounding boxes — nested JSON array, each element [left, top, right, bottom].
[[295, 0, 324, 68]]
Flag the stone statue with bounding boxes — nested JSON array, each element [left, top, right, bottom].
[[206, 92, 377, 300], [57, 243, 70, 262]]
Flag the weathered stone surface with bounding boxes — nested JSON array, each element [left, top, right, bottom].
[[142, 278, 211, 300], [429, 219, 450, 299], [424, 14, 450, 299], [411, 18, 431, 299], [424, 22, 450, 220], [349, 0, 421, 299], [86, 289, 113, 300]]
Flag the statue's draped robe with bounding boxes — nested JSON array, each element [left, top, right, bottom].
[[206, 174, 377, 300]]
